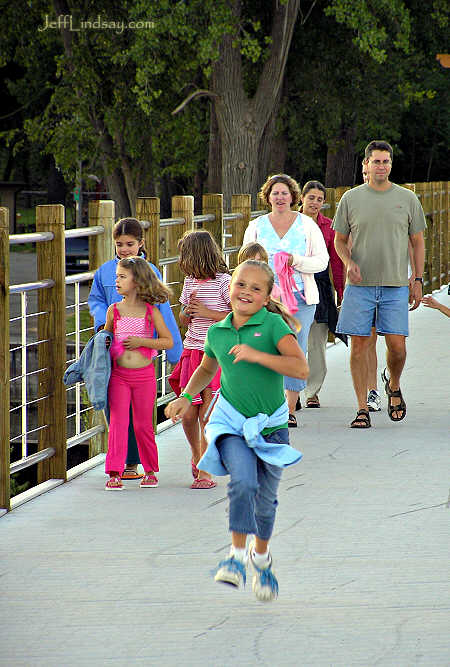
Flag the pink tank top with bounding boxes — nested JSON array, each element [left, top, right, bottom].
[[110, 302, 156, 361]]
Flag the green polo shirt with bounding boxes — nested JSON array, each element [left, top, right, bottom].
[[204, 308, 294, 430]]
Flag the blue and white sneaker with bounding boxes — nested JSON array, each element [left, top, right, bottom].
[[249, 545, 279, 602], [214, 557, 247, 588], [367, 389, 381, 412]]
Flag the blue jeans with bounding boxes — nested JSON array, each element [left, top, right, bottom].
[[217, 429, 287, 541], [284, 293, 316, 392]]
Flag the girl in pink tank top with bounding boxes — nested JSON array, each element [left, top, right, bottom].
[[103, 256, 174, 491]]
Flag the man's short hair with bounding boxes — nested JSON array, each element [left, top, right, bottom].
[[364, 140, 393, 161]]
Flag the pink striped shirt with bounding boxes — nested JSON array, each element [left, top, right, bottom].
[[181, 273, 231, 350]]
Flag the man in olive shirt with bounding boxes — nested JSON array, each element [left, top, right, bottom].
[[333, 140, 426, 428]]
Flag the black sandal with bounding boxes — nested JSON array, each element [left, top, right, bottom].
[[306, 396, 320, 408], [288, 413, 298, 428], [350, 409, 371, 428], [382, 368, 406, 422]]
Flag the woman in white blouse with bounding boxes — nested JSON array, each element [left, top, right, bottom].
[[243, 174, 329, 427]]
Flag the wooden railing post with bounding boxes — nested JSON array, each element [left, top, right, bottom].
[[231, 194, 252, 270], [89, 200, 115, 272], [172, 195, 194, 233], [136, 197, 162, 433], [437, 181, 445, 289], [334, 186, 351, 206], [431, 182, 439, 291], [231, 193, 251, 245], [136, 197, 160, 267], [36, 205, 67, 482], [87, 201, 115, 457], [170, 195, 194, 315], [256, 193, 266, 211], [0, 208, 11, 511], [325, 188, 337, 220], [415, 183, 429, 292], [202, 194, 223, 248]]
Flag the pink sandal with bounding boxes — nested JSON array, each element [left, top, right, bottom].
[[191, 477, 217, 489], [191, 460, 199, 479], [105, 475, 123, 491]]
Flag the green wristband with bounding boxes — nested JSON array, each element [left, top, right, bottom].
[[180, 391, 193, 404]]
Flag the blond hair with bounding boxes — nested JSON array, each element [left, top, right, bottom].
[[233, 260, 300, 332], [237, 242, 268, 264], [118, 256, 171, 304]]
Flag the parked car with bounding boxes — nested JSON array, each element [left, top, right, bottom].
[[65, 236, 90, 274]]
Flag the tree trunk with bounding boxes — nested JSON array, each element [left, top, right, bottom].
[[101, 166, 132, 221], [47, 156, 67, 205], [206, 103, 222, 193], [211, 0, 300, 207], [325, 126, 357, 187], [257, 91, 287, 188]]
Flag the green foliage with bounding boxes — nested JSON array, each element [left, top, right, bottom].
[[10, 470, 30, 497], [281, 0, 449, 183], [0, 0, 448, 199], [325, 0, 411, 62], [66, 309, 93, 344]]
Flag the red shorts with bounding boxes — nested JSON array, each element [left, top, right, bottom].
[[169, 348, 220, 405]]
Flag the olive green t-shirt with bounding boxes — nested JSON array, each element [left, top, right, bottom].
[[332, 183, 426, 286], [204, 308, 294, 431]]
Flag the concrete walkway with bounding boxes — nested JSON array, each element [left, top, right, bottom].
[[1, 288, 449, 667]]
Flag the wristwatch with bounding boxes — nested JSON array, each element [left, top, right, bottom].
[[414, 277, 423, 284]]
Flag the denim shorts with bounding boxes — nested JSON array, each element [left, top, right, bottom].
[[336, 285, 409, 337]]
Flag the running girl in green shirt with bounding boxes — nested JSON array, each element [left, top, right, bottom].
[[165, 260, 309, 601]]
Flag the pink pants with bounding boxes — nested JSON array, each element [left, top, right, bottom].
[[105, 364, 158, 475]]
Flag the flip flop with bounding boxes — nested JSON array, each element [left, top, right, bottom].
[[191, 460, 199, 479], [121, 469, 144, 480], [288, 413, 298, 428], [191, 478, 217, 489]]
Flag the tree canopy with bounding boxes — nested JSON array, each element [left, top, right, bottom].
[[0, 0, 448, 215]]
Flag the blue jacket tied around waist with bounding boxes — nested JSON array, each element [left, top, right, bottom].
[[200, 394, 303, 476], [63, 329, 112, 410]]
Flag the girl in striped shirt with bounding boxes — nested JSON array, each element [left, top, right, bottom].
[[169, 230, 231, 489]]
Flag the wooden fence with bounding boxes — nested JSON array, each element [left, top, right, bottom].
[[1, 183, 449, 512]]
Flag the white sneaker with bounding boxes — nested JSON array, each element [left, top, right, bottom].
[[214, 557, 247, 588], [367, 390, 381, 412], [249, 545, 279, 602]]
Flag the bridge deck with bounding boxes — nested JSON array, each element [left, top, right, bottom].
[[1, 287, 449, 667]]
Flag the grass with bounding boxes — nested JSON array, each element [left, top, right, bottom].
[[12, 207, 75, 253], [66, 309, 94, 344]]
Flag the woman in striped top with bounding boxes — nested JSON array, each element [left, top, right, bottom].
[[169, 230, 231, 489]]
